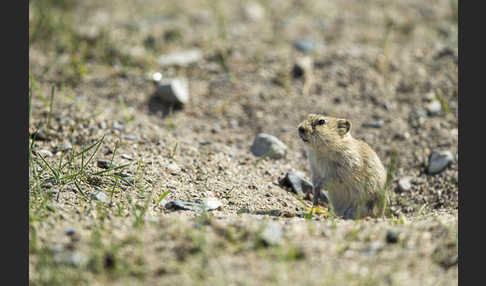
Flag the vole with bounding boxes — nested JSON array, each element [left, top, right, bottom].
[[298, 114, 387, 219]]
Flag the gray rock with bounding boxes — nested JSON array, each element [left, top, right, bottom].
[[279, 171, 313, 196], [97, 160, 116, 169], [250, 133, 287, 159], [64, 227, 76, 236], [362, 120, 385, 128], [38, 149, 53, 158], [31, 128, 49, 141], [121, 154, 134, 160], [156, 77, 189, 105], [428, 151, 454, 174], [260, 222, 283, 246], [426, 100, 442, 116], [89, 191, 110, 204], [122, 134, 138, 141], [293, 38, 323, 53], [158, 49, 202, 67], [397, 177, 412, 192], [112, 121, 124, 131], [165, 201, 202, 211]]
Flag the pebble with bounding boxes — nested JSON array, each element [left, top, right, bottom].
[[293, 38, 322, 53], [260, 222, 283, 246], [166, 162, 181, 174], [397, 177, 412, 192], [89, 191, 111, 204], [165, 201, 202, 211], [291, 56, 313, 78], [250, 133, 287, 159], [278, 171, 313, 197], [112, 121, 124, 131], [97, 160, 116, 169], [64, 227, 76, 236], [428, 150, 454, 174], [202, 197, 223, 211], [37, 149, 53, 158], [122, 134, 138, 141], [158, 49, 202, 67], [156, 77, 189, 105], [121, 154, 134, 160], [426, 100, 442, 116], [362, 120, 385, 128], [31, 129, 49, 141]]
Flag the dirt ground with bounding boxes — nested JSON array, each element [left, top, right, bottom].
[[29, 0, 458, 285]]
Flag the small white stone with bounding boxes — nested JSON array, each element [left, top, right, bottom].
[[38, 149, 53, 158]]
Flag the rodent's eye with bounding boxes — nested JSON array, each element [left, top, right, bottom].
[[317, 119, 326, 125]]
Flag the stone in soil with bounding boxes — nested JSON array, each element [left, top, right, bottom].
[[397, 177, 413, 192], [250, 133, 287, 159], [37, 149, 53, 158], [202, 197, 223, 211], [156, 77, 189, 105], [292, 38, 322, 53], [362, 120, 385, 128], [428, 150, 454, 174], [158, 49, 202, 67], [260, 222, 283, 246], [97, 160, 116, 169], [112, 121, 124, 131], [121, 154, 134, 160], [279, 171, 313, 197], [165, 201, 203, 211], [89, 191, 111, 204], [426, 100, 442, 116], [122, 134, 138, 141], [31, 129, 49, 141]]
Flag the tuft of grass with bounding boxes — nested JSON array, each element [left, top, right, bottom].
[[156, 190, 171, 206], [381, 149, 397, 218], [118, 96, 134, 123], [167, 108, 176, 132]]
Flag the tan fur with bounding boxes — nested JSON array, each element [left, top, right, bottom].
[[298, 114, 387, 219]]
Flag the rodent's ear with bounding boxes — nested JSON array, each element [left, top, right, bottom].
[[337, 119, 351, 135]]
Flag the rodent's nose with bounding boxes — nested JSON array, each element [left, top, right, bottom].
[[298, 126, 306, 135]]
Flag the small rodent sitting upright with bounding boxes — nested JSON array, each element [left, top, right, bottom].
[[298, 114, 387, 219]]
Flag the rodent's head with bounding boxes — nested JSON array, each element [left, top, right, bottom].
[[298, 114, 352, 150]]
